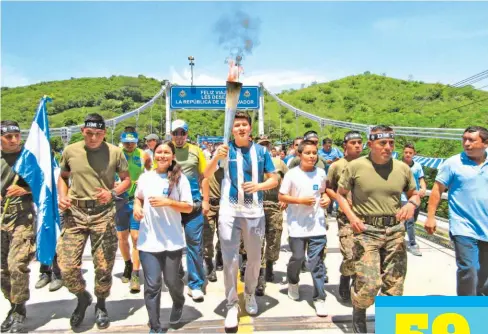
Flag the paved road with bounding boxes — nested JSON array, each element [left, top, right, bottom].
[[1, 216, 457, 333]]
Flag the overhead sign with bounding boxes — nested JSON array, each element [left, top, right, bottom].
[[170, 85, 260, 110], [198, 136, 224, 144]]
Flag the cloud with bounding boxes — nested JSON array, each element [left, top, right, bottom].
[[373, 16, 488, 40], [1, 65, 32, 87], [169, 67, 327, 93]]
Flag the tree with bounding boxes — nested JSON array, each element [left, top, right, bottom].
[[50, 137, 64, 151], [69, 132, 84, 144]]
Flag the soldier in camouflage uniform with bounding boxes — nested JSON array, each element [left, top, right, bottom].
[[336, 125, 419, 333], [0, 120, 35, 333], [202, 165, 224, 282], [255, 136, 288, 296], [325, 131, 363, 301], [57, 114, 130, 330]]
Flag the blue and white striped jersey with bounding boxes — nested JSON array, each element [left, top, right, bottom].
[[219, 141, 276, 218]]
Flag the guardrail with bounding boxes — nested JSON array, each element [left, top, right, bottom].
[[263, 86, 465, 141]]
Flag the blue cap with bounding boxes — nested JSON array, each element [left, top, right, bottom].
[[121, 132, 139, 143], [171, 120, 189, 133]]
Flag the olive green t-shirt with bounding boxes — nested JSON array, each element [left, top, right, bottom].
[[327, 158, 348, 191], [60, 141, 129, 200], [288, 155, 327, 170], [208, 167, 224, 199], [338, 155, 416, 217], [1, 150, 32, 205], [263, 157, 289, 201]]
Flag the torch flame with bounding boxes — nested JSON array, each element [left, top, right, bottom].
[[227, 58, 244, 82]]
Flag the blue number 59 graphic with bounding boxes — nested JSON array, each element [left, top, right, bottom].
[[375, 296, 488, 334]]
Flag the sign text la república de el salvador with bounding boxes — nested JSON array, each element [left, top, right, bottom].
[[170, 86, 260, 110]]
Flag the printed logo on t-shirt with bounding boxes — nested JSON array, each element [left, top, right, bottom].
[[313, 184, 319, 191]]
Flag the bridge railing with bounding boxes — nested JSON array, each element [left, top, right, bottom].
[[20, 86, 166, 143], [263, 86, 465, 140]]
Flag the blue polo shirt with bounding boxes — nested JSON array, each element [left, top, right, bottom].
[[436, 152, 488, 242], [318, 147, 344, 172], [401, 161, 425, 202]]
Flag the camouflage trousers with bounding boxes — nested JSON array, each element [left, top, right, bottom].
[[240, 201, 283, 268], [337, 213, 355, 277], [352, 223, 407, 309], [57, 203, 117, 298], [1, 206, 36, 304], [203, 204, 221, 261]]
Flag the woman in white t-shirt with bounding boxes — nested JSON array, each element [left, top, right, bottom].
[[133, 140, 193, 332], [278, 139, 331, 317]]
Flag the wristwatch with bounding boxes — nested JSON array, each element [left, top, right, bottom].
[[110, 190, 117, 199], [408, 200, 419, 209]]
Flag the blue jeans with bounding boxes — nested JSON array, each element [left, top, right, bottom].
[[451, 235, 488, 296], [288, 235, 328, 301], [183, 213, 205, 290], [401, 200, 420, 246]]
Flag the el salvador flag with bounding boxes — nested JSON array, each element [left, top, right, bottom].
[[13, 96, 61, 265]]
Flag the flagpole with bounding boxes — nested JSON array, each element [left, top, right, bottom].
[[0, 175, 20, 224]]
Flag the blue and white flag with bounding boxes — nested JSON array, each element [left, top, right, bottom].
[[412, 155, 446, 169], [13, 96, 60, 265]]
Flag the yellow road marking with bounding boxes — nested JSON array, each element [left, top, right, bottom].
[[237, 270, 253, 333]]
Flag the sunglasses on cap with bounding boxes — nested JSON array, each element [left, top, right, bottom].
[[172, 130, 187, 136]]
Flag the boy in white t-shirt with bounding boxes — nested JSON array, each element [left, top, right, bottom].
[[279, 140, 331, 317]]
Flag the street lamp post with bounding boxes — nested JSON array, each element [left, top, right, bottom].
[[188, 56, 195, 86]]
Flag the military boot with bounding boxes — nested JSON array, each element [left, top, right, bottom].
[[95, 298, 110, 330], [122, 261, 133, 283], [1, 303, 14, 333], [205, 259, 217, 282], [70, 290, 93, 328], [9, 303, 26, 333], [352, 307, 367, 333], [255, 268, 266, 296], [265, 260, 274, 282], [215, 250, 224, 271], [339, 275, 351, 301]]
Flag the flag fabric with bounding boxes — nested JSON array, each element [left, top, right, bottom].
[[412, 155, 446, 169], [13, 96, 60, 265]]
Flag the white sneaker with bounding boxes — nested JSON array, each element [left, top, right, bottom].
[[225, 305, 239, 329], [288, 283, 299, 300], [314, 299, 327, 317], [188, 288, 204, 301], [244, 293, 258, 315]]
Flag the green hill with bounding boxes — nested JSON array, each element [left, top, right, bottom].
[[2, 72, 487, 158]]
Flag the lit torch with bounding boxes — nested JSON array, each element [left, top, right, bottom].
[[223, 56, 243, 145]]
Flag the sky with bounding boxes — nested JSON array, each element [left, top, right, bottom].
[[2, 1, 488, 92]]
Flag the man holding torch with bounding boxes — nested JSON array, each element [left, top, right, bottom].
[[204, 110, 278, 329]]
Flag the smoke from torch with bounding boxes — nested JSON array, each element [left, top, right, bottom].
[[223, 57, 243, 145]]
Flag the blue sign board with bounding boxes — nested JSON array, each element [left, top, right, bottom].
[[197, 136, 223, 144], [170, 85, 260, 110]]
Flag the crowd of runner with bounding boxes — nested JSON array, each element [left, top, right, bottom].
[[1, 113, 487, 333]]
